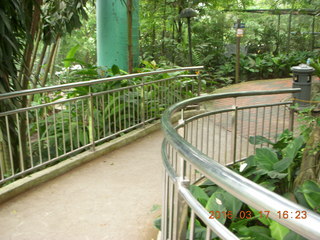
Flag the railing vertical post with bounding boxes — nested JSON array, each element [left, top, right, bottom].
[[161, 170, 169, 240], [88, 86, 95, 151], [232, 103, 238, 163], [173, 178, 190, 240], [178, 109, 186, 178], [197, 72, 201, 97], [289, 105, 295, 132], [141, 78, 146, 127]]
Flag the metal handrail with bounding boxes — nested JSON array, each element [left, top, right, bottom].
[[0, 66, 203, 100], [0, 66, 203, 185], [161, 89, 320, 239], [161, 140, 239, 239]]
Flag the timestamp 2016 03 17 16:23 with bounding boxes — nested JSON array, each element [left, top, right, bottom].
[[208, 210, 308, 220]]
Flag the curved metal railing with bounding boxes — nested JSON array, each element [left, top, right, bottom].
[[161, 89, 320, 240]]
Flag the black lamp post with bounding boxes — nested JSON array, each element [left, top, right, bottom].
[[180, 8, 197, 66]]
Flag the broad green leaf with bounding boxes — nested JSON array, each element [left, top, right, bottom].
[[249, 135, 274, 145], [249, 206, 272, 226], [111, 64, 120, 75], [267, 171, 287, 179], [205, 192, 227, 224], [274, 130, 293, 150], [260, 181, 276, 191], [190, 185, 209, 207], [282, 136, 304, 160], [270, 221, 290, 240], [64, 44, 80, 68], [294, 189, 310, 209], [153, 217, 161, 230], [245, 155, 257, 167], [255, 148, 279, 171], [247, 226, 273, 240], [298, 180, 320, 211], [230, 217, 252, 231], [273, 157, 293, 172], [187, 219, 211, 239], [283, 230, 307, 240], [221, 191, 243, 219], [237, 226, 272, 240], [204, 186, 219, 196]]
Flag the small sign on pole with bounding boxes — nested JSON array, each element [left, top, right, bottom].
[[236, 28, 244, 37]]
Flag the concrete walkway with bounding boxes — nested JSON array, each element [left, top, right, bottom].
[[0, 131, 163, 240]]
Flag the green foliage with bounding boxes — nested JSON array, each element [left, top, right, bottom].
[[63, 44, 81, 68], [296, 180, 320, 213], [42, 0, 89, 44], [310, 58, 320, 77], [269, 221, 290, 240], [207, 51, 320, 86], [184, 129, 317, 239], [30, 61, 199, 165]]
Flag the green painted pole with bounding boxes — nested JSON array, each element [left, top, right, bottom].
[[96, 0, 139, 72]]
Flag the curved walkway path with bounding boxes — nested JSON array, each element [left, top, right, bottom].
[[0, 78, 298, 240], [0, 131, 163, 240]]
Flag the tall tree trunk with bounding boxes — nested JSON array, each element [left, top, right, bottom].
[[161, 0, 167, 55], [176, 0, 184, 43], [151, 0, 157, 59], [19, 0, 42, 170], [294, 124, 320, 187], [127, 0, 133, 73], [0, 128, 11, 179], [172, 22, 175, 64]]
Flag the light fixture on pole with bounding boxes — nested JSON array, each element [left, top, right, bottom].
[[180, 8, 197, 66]]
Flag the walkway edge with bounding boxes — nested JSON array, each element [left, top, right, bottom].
[[0, 110, 202, 204]]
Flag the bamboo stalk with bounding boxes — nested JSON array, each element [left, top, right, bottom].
[[41, 35, 60, 87], [49, 37, 61, 82], [34, 44, 48, 88]]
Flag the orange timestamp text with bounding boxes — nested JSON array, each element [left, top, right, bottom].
[[209, 210, 308, 220]]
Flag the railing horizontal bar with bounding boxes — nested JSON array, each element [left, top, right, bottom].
[[144, 76, 177, 85], [184, 109, 234, 124], [179, 74, 198, 78], [181, 101, 293, 125], [0, 144, 91, 185], [0, 95, 89, 117], [92, 76, 179, 98], [168, 89, 300, 116], [0, 66, 204, 100], [237, 101, 293, 110]]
